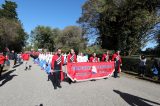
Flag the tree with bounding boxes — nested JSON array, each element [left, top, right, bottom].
[[52, 28, 63, 50], [0, 1, 28, 52], [78, 0, 159, 55], [31, 25, 87, 52], [0, 18, 28, 52], [60, 26, 87, 52], [31, 26, 55, 51], [0, 0, 18, 19]]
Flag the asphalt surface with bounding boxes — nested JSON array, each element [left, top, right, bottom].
[[0, 59, 160, 106]]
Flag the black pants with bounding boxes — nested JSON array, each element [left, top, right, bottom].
[[53, 71, 61, 87], [0, 64, 4, 76], [114, 66, 118, 78], [139, 66, 146, 75]]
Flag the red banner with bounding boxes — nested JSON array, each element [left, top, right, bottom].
[[67, 62, 115, 81]]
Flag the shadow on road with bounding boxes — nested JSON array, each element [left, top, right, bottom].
[[0, 69, 17, 87], [113, 90, 160, 106], [35, 104, 43, 106], [12, 62, 23, 68]]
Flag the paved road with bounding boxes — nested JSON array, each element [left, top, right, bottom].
[[0, 59, 160, 106]]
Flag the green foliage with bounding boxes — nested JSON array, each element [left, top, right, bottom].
[[31, 25, 87, 52], [31, 26, 55, 51], [61, 26, 86, 51], [0, 1, 27, 52], [84, 45, 105, 54], [78, 0, 159, 55], [0, 18, 28, 52], [0, 1, 17, 19]]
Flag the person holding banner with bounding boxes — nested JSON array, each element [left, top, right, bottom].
[[63, 53, 67, 65], [112, 50, 122, 78], [77, 52, 87, 62], [51, 49, 64, 89], [89, 53, 98, 62], [67, 49, 77, 63], [89, 53, 99, 81], [67, 49, 77, 84], [102, 50, 110, 62]]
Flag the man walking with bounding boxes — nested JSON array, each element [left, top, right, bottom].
[[22, 52, 31, 70], [51, 49, 64, 89], [112, 50, 122, 78], [9, 50, 17, 68]]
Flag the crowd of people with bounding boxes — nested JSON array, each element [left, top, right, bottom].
[[31, 49, 122, 89], [1, 47, 160, 89], [0, 49, 32, 76]]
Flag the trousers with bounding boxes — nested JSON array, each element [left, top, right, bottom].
[[53, 71, 61, 87]]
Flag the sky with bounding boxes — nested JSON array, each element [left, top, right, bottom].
[[0, 0, 86, 33], [0, 0, 158, 50]]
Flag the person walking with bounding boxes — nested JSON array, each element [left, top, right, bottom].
[[0, 52, 6, 76], [112, 50, 122, 78], [22, 52, 31, 70], [67, 49, 77, 63], [102, 50, 110, 62], [77, 52, 86, 62], [139, 55, 147, 77], [67, 49, 77, 84], [89, 53, 98, 62], [51, 49, 64, 89]]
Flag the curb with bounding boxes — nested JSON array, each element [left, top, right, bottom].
[[122, 71, 160, 84]]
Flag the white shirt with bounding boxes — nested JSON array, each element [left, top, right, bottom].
[[39, 54, 42, 61], [77, 55, 87, 62], [63, 54, 67, 64], [83, 56, 88, 62], [49, 54, 53, 64]]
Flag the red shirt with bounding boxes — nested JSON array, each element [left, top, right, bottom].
[[89, 56, 98, 62], [112, 53, 122, 64], [102, 54, 110, 62], [67, 54, 77, 63], [51, 54, 64, 70], [0, 55, 5, 64], [22, 53, 30, 61]]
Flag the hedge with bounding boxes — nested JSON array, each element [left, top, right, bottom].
[[121, 57, 160, 77]]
